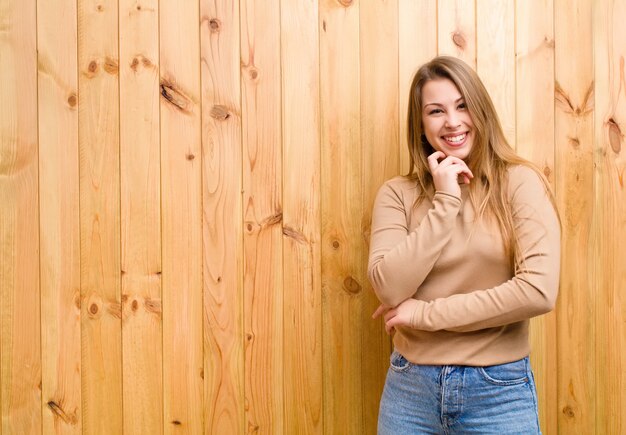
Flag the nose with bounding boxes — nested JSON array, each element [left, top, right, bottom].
[[444, 111, 461, 129]]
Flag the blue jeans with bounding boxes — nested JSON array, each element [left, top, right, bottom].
[[378, 351, 541, 434]]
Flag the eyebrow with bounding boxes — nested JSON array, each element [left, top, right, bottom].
[[423, 97, 465, 108]]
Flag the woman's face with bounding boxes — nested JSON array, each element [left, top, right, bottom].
[[421, 78, 474, 161]]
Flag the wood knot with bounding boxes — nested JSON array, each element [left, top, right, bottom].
[[332, 240, 340, 249], [136, 4, 142, 10], [607, 117, 622, 153], [210, 105, 230, 121], [145, 298, 162, 314], [171, 420, 182, 425], [246, 223, 254, 232], [96, 4, 104, 12], [107, 302, 122, 319], [103, 57, 119, 74], [131, 57, 140, 71], [131, 300, 139, 311], [209, 18, 221, 32], [246, 333, 253, 341], [562, 406, 575, 418], [568, 136, 580, 148], [217, 276, 222, 283], [343, 276, 362, 294], [543, 166, 552, 179], [283, 226, 308, 244], [544, 36, 555, 48], [452, 32, 466, 50], [142, 57, 152, 68], [47, 401, 78, 425], [186, 153, 195, 161], [89, 303, 99, 315], [248, 67, 259, 80], [88, 61, 98, 73], [67, 94, 77, 107], [160, 79, 193, 114]]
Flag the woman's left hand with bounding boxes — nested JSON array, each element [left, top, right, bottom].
[[372, 299, 421, 334]]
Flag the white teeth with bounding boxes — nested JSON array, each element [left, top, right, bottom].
[[443, 133, 466, 144]]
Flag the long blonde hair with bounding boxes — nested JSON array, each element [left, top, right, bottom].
[[406, 56, 557, 266]]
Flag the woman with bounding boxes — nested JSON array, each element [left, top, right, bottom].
[[368, 56, 560, 434]]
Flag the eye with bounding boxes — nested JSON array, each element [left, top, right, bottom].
[[428, 108, 443, 115], [457, 102, 467, 110]]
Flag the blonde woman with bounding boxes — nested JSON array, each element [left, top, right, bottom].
[[368, 56, 560, 434]]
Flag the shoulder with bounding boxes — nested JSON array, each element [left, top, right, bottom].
[[381, 175, 418, 193], [506, 164, 548, 198], [505, 164, 558, 222], [374, 175, 418, 207]]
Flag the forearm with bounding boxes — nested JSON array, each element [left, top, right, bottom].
[[368, 190, 462, 307], [408, 166, 561, 332], [410, 274, 559, 332]]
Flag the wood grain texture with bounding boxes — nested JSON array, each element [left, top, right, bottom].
[[593, 0, 626, 433], [555, 0, 596, 432], [1, 2, 626, 434], [281, 0, 323, 433], [240, 0, 284, 433], [360, 0, 398, 432], [437, 0, 477, 67], [477, 0, 515, 146], [200, 0, 244, 433], [515, 1, 557, 433], [77, 0, 122, 432], [38, 0, 81, 432], [398, 0, 437, 175], [320, 0, 363, 433], [119, 0, 162, 433], [160, 0, 203, 432], [0, 0, 41, 432]]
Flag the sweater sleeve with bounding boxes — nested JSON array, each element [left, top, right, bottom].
[[409, 166, 561, 332], [367, 180, 463, 307]]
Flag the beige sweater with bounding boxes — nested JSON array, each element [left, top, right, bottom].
[[368, 165, 560, 366]]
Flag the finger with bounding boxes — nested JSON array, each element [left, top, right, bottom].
[[427, 151, 446, 172], [444, 162, 474, 179], [383, 309, 397, 324], [437, 157, 473, 177], [385, 319, 397, 335], [372, 304, 388, 319], [385, 322, 393, 334]]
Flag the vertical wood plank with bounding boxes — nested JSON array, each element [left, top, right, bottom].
[[119, 0, 162, 433], [160, 0, 204, 432], [240, 0, 284, 433], [398, 0, 437, 175], [476, 0, 515, 146], [281, 0, 323, 433], [360, 0, 398, 432], [594, 0, 626, 433], [437, 0, 476, 68], [554, 0, 596, 432], [38, 0, 81, 432], [0, 0, 41, 432], [515, 1, 557, 433], [320, 0, 362, 433], [200, 0, 244, 433], [77, 0, 122, 432]]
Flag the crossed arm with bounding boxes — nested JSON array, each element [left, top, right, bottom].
[[368, 164, 560, 334]]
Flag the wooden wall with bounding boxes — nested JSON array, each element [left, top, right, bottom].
[[0, 0, 624, 433]]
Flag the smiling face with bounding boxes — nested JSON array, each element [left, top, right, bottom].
[[421, 78, 474, 160]]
